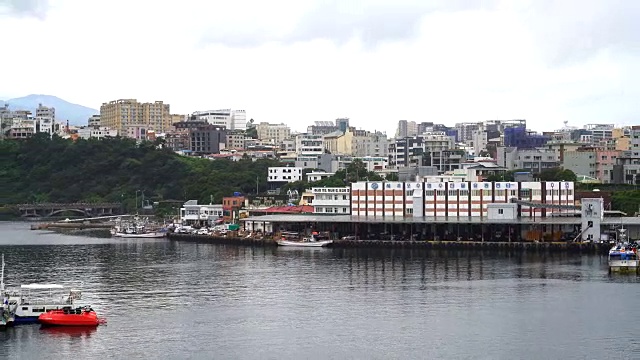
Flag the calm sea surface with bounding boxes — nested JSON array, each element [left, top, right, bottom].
[[1, 221, 639, 359]]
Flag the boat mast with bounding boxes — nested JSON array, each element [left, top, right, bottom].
[[1, 254, 5, 293]]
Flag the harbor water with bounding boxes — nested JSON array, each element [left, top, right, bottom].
[[1, 221, 640, 359]]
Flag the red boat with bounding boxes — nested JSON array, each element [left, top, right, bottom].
[[38, 306, 105, 327]]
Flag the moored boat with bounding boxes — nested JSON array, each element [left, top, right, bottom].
[[7, 284, 82, 324], [111, 217, 167, 238], [112, 231, 166, 238], [608, 243, 639, 273], [38, 306, 105, 327], [277, 234, 333, 247]]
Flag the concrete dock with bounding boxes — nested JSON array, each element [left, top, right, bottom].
[[167, 233, 612, 254]]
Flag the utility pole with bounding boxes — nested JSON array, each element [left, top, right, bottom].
[[256, 175, 259, 195]]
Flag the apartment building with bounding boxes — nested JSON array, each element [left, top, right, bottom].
[[35, 103, 55, 121], [77, 126, 118, 139], [190, 109, 247, 131], [562, 151, 597, 179], [612, 126, 640, 184], [88, 115, 101, 127], [497, 147, 560, 172], [256, 122, 291, 144], [226, 130, 247, 150], [295, 133, 324, 156], [100, 99, 173, 133], [389, 132, 460, 173]]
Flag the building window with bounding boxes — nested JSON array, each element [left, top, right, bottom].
[[498, 209, 504, 215]]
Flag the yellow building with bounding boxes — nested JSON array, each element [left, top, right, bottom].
[[612, 128, 630, 151], [100, 99, 173, 133]]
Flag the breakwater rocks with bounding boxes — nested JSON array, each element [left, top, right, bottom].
[[167, 233, 612, 254]]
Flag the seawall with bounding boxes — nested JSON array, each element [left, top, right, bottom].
[[31, 223, 113, 230], [167, 234, 612, 254]]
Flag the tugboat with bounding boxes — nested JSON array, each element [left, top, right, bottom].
[[38, 305, 105, 327]]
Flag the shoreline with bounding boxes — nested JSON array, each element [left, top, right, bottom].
[[167, 233, 613, 254]]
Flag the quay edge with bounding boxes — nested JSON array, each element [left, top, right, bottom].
[[167, 233, 611, 254]]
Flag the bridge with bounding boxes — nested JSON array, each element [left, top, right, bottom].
[[17, 203, 123, 218]]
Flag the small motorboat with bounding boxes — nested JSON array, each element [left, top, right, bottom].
[[38, 306, 106, 327]]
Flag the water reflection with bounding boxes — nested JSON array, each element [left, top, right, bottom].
[[39, 326, 97, 339], [2, 222, 640, 359]]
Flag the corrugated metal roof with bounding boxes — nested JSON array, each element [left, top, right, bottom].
[[258, 205, 314, 214]]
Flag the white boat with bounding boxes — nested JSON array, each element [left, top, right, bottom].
[[112, 231, 166, 238], [277, 235, 333, 247], [608, 243, 640, 273], [6, 284, 82, 324], [111, 220, 166, 238]]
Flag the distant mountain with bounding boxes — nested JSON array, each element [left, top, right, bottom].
[[0, 94, 98, 126]]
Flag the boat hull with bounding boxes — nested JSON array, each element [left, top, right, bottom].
[[14, 315, 40, 324], [277, 240, 333, 247], [113, 232, 165, 238], [38, 311, 100, 327], [609, 259, 640, 273]]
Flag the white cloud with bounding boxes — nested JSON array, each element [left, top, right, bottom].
[[0, 0, 48, 19], [1, 0, 639, 134]]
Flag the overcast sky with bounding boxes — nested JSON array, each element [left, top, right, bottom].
[[1, 0, 639, 134]]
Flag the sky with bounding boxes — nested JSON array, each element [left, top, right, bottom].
[[1, 0, 639, 134]]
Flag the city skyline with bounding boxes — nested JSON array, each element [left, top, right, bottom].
[[2, 0, 639, 135]]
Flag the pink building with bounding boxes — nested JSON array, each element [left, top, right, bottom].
[[596, 150, 620, 183]]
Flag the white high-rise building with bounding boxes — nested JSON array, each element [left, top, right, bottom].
[[36, 103, 55, 122], [295, 133, 324, 156], [191, 109, 247, 131]]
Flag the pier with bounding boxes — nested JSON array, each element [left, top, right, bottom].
[[166, 233, 612, 254]]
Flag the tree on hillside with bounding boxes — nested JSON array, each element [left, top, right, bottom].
[[0, 135, 283, 208], [245, 127, 258, 139], [537, 168, 577, 182]]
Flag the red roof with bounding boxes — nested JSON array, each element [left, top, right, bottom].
[[262, 205, 313, 214]]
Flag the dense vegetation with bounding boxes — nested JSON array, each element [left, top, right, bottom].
[[1, 134, 280, 212], [485, 168, 578, 182]]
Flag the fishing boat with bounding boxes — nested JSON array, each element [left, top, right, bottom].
[[608, 243, 639, 273], [111, 217, 166, 238], [38, 306, 105, 327], [111, 229, 166, 238], [277, 234, 333, 247], [7, 284, 82, 324]]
